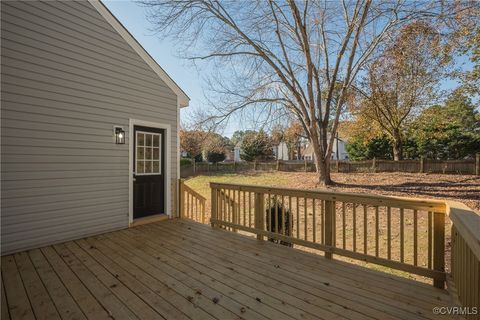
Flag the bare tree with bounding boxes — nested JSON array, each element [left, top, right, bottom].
[[355, 21, 449, 160], [142, 0, 464, 185]]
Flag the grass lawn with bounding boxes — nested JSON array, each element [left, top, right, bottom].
[[184, 171, 479, 281]]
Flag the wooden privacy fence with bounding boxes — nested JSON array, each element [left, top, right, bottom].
[[181, 154, 480, 177], [210, 182, 448, 288], [179, 179, 206, 223]]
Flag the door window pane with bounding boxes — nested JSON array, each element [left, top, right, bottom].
[[145, 161, 152, 173], [153, 148, 159, 160], [145, 147, 152, 160], [153, 135, 159, 147], [146, 134, 152, 146], [137, 147, 144, 159], [137, 133, 144, 146], [137, 161, 144, 174], [153, 161, 159, 173]]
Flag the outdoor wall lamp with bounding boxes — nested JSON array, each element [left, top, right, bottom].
[[114, 126, 126, 144]]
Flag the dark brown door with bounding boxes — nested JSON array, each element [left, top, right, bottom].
[[133, 126, 165, 219]]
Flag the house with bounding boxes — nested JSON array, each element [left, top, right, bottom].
[[273, 141, 289, 160], [1, 0, 189, 254], [303, 135, 348, 161], [234, 142, 242, 162]]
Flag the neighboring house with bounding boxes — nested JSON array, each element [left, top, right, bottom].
[[234, 142, 242, 162], [303, 136, 348, 161], [273, 141, 289, 161], [1, 1, 189, 254]]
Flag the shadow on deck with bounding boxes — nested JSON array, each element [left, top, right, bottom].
[[2, 219, 457, 320]]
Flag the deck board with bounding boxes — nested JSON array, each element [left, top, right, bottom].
[[2, 219, 456, 320]]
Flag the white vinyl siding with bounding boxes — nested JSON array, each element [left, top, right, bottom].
[[1, 0, 179, 254]]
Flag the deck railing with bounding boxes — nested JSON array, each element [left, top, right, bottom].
[[448, 201, 480, 317], [210, 182, 449, 288], [179, 179, 206, 223]]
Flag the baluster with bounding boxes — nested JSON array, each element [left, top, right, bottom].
[[342, 202, 346, 249], [281, 195, 285, 235], [353, 204, 357, 252], [375, 206, 379, 257], [400, 208, 404, 263], [227, 189, 231, 229], [268, 193, 272, 234], [321, 200, 324, 244], [312, 199, 316, 243], [296, 197, 300, 239], [222, 189, 227, 226], [363, 204, 368, 254], [304, 197, 308, 241], [187, 191, 190, 219], [428, 211, 433, 269], [243, 191, 246, 227], [387, 207, 391, 260], [275, 194, 279, 234], [232, 190, 237, 232], [249, 192, 252, 228], [288, 196, 292, 237], [433, 211, 445, 288], [413, 209, 418, 266]]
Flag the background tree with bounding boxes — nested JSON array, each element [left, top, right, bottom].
[[180, 129, 207, 162], [202, 133, 229, 163], [283, 121, 304, 160], [142, 0, 463, 185], [240, 131, 273, 161], [355, 22, 449, 160], [411, 91, 480, 159], [230, 130, 255, 147]]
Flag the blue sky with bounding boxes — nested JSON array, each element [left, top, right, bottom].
[[104, 1, 471, 136]]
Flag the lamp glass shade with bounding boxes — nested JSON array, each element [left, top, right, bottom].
[[115, 127, 126, 144]]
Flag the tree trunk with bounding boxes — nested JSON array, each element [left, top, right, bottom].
[[392, 131, 403, 161], [310, 138, 332, 186]]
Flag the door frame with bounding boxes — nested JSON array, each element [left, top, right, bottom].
[[129, 119, 171, 224]]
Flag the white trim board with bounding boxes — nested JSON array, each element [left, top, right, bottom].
[[89, 0, 190, 108], [129, 119, 172, 224]]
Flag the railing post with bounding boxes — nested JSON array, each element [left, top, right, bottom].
[[254, 192, 265, 240], [324, 200, 335, 259], [420, 156, 424, 173], [179, 179, 185, 219], [433, 211, 445, 288], [210, 187, 217, 227]]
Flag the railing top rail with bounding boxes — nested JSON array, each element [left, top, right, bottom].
[[447, 201, 480, 260], [182, 182, 207, 202], [210, 182, 446, 213]]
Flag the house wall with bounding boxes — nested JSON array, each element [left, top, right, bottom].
[[1, 1, 179, 254]]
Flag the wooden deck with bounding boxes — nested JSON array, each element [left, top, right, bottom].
[[1, 219, 457, 320]]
